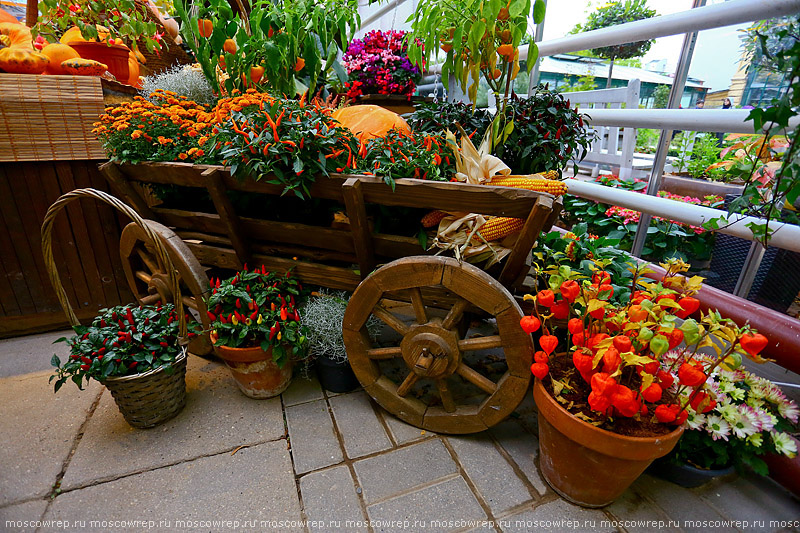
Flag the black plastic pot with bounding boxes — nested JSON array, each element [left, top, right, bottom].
[[316, 353, 360, 393], [648, 456, 735, 488]]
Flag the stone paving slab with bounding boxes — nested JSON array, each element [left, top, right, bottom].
[[60, 357, 285, 490], [0, 330, 72, 378], [286, 399, 343, 475], [696, 474, 800, 527], [366, 476, 487, 533], [629, 475, 729, 532], [606, 489, 680, 533], [282, 375, 324, 407], [353, 439, 458, 504], [44, 440, 302, 533], [447, 434, 534, 515], [498, 499, 613, 533], [328, 391, 391, 459], [382, 411, 430, 445], [488, 419, 548, 497], [0, 370, 102, 506], [0, 499, 50, 533], [299, 465, 366, 532]]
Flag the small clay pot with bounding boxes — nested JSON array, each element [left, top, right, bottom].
[[214, 343, 292, 399], [534, 380, 684, 508], [316, 353, 359, 393], [648, 456, 735, 488], [68, 42, 130, 82]]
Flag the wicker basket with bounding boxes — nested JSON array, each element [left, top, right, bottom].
[[41, 188, 189, 429], [104, 350, 188, 428]]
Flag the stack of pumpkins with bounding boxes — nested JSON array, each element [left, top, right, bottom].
[[0, 10, 142, 87]]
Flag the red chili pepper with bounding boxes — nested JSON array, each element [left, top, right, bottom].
[[236, 298, 242, 308], [250, 310, 258, 321], [126, 308, 135, 324], [280, 307, 288, 321], [100, 319, 107, 327], [160, 342, 169, 347]]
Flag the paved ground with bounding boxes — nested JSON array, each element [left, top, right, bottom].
[[0, 330, 798, 533]]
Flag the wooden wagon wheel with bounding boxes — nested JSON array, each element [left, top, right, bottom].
[[343, 256, 533, 434], [120, 220, 213, 356]]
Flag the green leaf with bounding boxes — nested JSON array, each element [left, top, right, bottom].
[[533, 0, 546, 24], [51, 354, 61, 368], [527, 43, 539, 73]]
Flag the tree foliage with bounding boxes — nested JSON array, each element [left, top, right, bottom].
[[573, 0, 657, 62]]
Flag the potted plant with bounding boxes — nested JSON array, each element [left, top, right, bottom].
[[33, 0, 163, 82], [51, 303, 188, 428], [205, 266, 309, 399], [342, 29, 422, 109], [300, 290, 381, 393], [520, 257, 773, 507], [649, 350, 798, 487]]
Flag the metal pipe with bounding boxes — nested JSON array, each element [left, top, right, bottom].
[[582, 109, 800, 134], [518, 0, 800, 61], [734, 242, 767, 298], [564, 178, 800, 254], [631, 0, 705, 258], [359, 0, 407, 31]]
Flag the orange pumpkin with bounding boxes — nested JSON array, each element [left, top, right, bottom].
[[41, 43, 80, 74], [60, 25, 110, 44], [163, 18, 179, 39], [331, 105, 412, 141], [127, 51, 140, 86], [60, 57, 108, 76], [0, 22, 33, 49], [0, 48, 49, 74]]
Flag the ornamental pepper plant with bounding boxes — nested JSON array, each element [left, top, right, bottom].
[[204, 266, 309, 368], [51, 303, 186, 391], [354, 130, 456, 189], [520, 257, 776, 436], [209, 90, 358, 199]]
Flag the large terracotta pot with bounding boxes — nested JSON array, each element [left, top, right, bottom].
[[213, 343, 292, 399], [533, 380, 683, 508], [68, 42, 129, 83]]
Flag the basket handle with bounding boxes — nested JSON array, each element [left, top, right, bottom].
[[41, 188, 188, 338]]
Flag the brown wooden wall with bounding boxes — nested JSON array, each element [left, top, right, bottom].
[[0, 160, 133, 338]]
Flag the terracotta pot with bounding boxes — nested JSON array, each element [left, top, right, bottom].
[[533, 380, 683, 508], [213, 343, 292, 399], [68, 42, 130, 83]]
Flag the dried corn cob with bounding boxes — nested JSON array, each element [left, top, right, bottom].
[[477, 217, 524, 241], [488, 176, 568, 196], [538, 170, 560, 180], [421, 210, 448, 228]]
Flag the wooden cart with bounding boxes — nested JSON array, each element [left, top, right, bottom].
[[99, 161, 560, 434]]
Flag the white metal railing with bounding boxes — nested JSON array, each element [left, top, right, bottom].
[[564, 179, 800, 254], [585, 109, 800, 134], [518, 0, 800, 62]]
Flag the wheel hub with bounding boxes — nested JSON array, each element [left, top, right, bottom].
[[400, 321, 461, 379]]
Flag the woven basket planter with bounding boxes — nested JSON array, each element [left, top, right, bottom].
[[42, 188, 191, 429], [103, 350, 188, 428]]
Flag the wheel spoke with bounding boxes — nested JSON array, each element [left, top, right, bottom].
[[135, 270, 152, 284], [456, 363, 497, 395], [372, 304, 410, 336], [437, 379, 456, 413], [139, 293, 161, 305], [366, 346, 402, 360], [135, 247, 160, 273], [396, 372, 419, 397], [441, 298, 469, 331], [409, 287, 427, 325], [182, 295, 198, 310], [458, 335, 504, 352]]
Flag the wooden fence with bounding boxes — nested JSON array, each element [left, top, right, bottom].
[[0, 160, 133, 338]]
